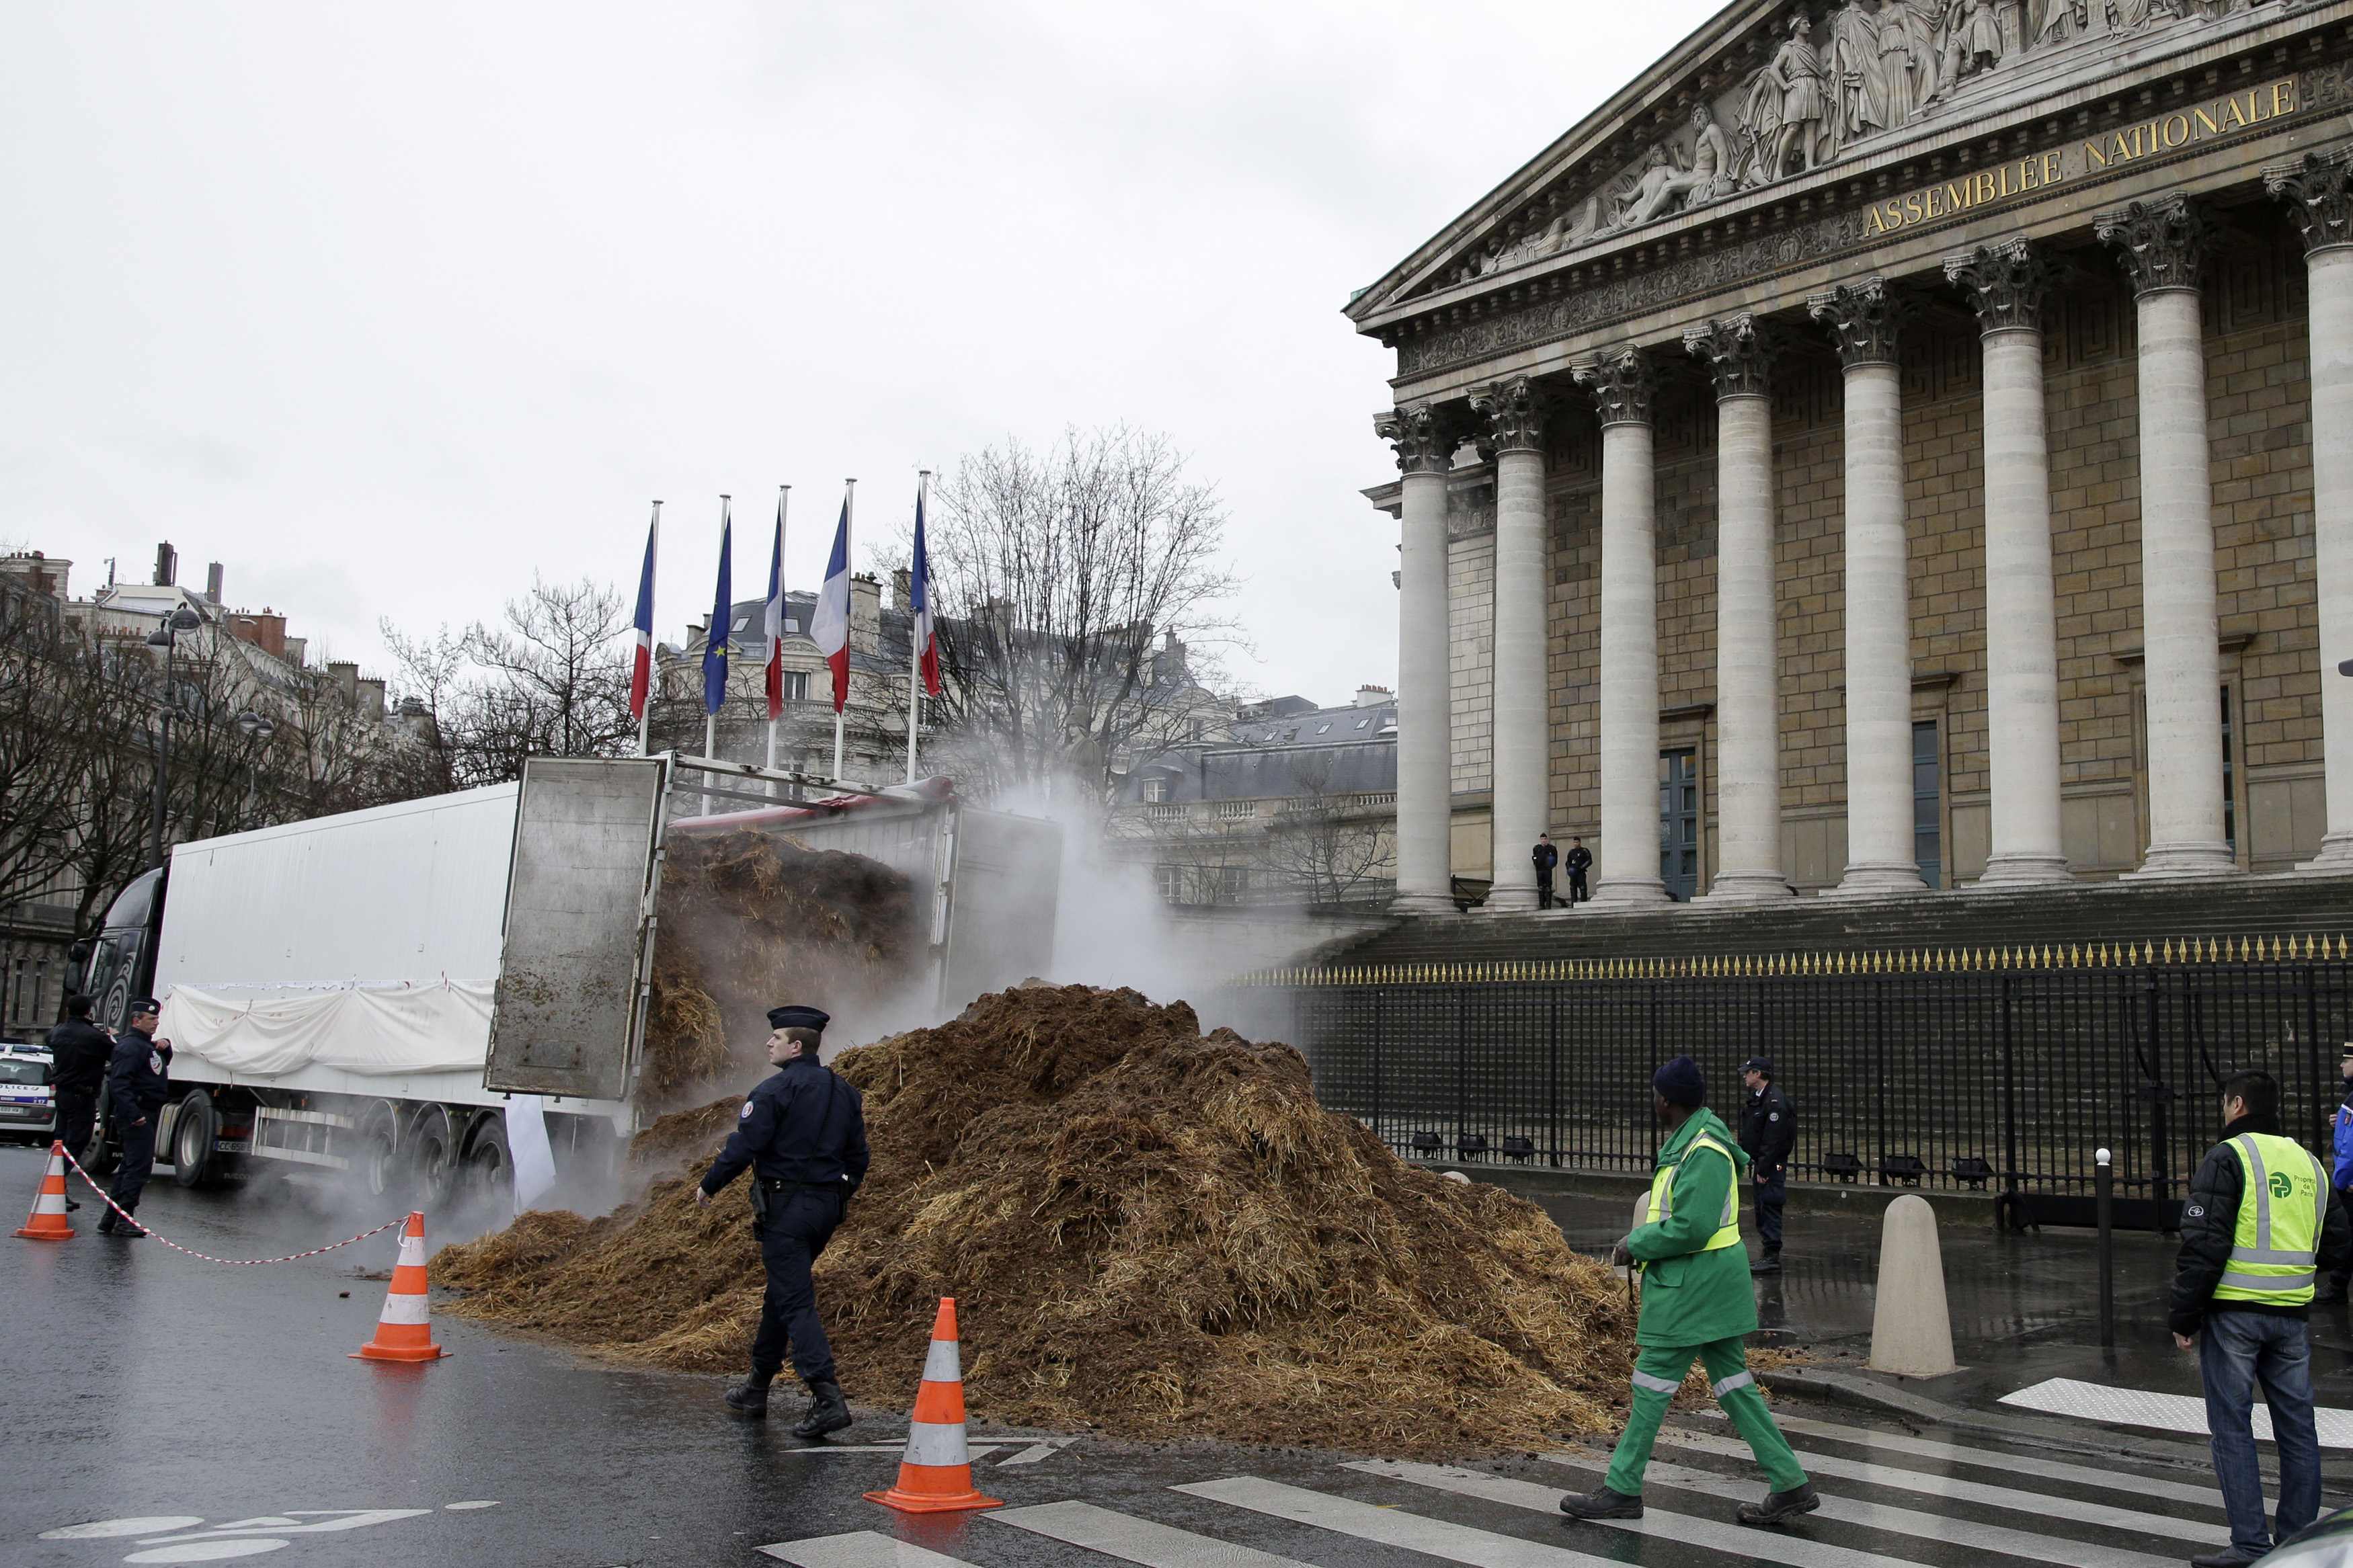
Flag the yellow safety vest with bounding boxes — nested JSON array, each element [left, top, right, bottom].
[[1646, 1130, 1743, 1253], [2215, 1132, 2328, 1307]]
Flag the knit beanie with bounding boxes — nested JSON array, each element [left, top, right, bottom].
[[1652, 1054, 1706, 1108]]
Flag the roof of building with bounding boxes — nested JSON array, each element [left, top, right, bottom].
[[1228, 697, 1396, 748]]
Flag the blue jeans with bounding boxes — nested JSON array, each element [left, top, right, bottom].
[[2201, 1309, 2322, 1557]]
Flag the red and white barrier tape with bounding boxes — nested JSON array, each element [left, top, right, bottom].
[[56, 1147, 406, 1266]]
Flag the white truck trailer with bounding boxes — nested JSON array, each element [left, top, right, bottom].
[[71, 754, 1060, 1200]]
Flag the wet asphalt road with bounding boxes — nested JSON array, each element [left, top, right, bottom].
[[0, 1142, 2297, 1568]]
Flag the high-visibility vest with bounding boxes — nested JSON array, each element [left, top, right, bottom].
[[2215, 1132, 2328, 1307], [1646, 1131, 1743, 1253]]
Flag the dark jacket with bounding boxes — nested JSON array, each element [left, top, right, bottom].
[[1739, 1081, 1796, 1179], [1564, 845, 1593, 876], [106, 1027, 173, 1122], [2169, 1111, 2353, 1337], [45, 1019, 114, 1097], [1532, 842, 1558, 878], [701, 1053, 871, 1196]]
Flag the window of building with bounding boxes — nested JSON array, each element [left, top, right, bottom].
[[1218, 865, 1250, 903], [1658, 750, 1699, 901], [1913, 720, 1942, 890], [1189, 718, 1207, 741], [776, 670, 809, 702], [1316, 723, 1330, 735], [1143, 777, 1168, 804], [1355, 717, 1370, 729], [2221, 685, 2237, 858], [1154, 864, 1181, 901]]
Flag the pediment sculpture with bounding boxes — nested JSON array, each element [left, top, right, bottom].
[[1444, 0, 2254, 290]]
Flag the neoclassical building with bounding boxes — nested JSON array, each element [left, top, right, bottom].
[[1349, 0, 2353, 913]]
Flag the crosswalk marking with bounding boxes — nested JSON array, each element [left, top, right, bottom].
[[1658, 1428, 2229, 1544], [1349, 1458, 1932, 1568], [2001, 1375, 2353, 1447], [1177, 1475, 1634, 1567], [755, 1530, 978, 1567], [1542, 1450, 2184, 1568], [1761, 1412, 2241, 1508], [992, 1500, 1318, 1565]]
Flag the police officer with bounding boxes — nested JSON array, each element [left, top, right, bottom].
[[44, 993, 113, 1200], [1737, 1057, 1794, 1275], [2171, 1069, 2352, 1567], [1532, 835, 1559, 910], [97, 998, 172, 1238], [1563, 836, 1593, 906], [697, 1004, 869, 1436]]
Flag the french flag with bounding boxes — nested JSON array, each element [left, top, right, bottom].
[[809, 491, 853, 714], [763, 488, 788, 721], [627, 507, 658, 721], [911, 484, 941, 698]]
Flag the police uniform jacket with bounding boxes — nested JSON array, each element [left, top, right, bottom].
[[46, 1019, 113, 1097], [1564, 845, 1593, 876], [107, 1027, 172, 1121], [1738, 1083, 1796, 1179], [2169, 1110, 2353, 1337], [700, 1054, 871, 1196], [1531, 842, 1558, 878]]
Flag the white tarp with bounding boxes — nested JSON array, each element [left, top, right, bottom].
[[506, 1093, 559, 1212], [157, 983, 495, 1079]]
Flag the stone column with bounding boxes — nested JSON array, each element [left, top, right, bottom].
[[2268, 153, 2353, 872], [1946, 239, 2069, 885], [1469, 376, 1550, 912], [2097, 194, 2237, 878], [1809, 279, 1926, 897], [1684, 315, 1790, 900], [1573, 347, 1671, 905], [1377, 404, 1458, 913]]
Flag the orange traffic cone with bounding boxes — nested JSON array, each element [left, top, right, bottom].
[[351, 1211, 447, 1362], [864, 1298, 1002, 1514], [15, 1141, 75, 1241]]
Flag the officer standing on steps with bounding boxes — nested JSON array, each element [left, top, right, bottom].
[[698, 1004, 869, 1437], [1737, 1057, 1794, 1275], [97, 998, 171, 1238], [1560, 1055, 1817, 1530], [1563, 836, 1593, 906]]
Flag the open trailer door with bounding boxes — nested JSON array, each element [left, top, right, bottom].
[[484, 755, 669, 1100]]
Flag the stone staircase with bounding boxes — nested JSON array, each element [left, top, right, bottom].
[[1312, 872, 2353, 970]]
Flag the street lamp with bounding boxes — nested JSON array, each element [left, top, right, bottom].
[[145, 604, 204, 869], [235, 709, 276, 829]]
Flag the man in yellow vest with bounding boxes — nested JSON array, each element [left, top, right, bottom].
[[2171, 1069, 2351, 1568], [1560, 1055, 1817, 1528]]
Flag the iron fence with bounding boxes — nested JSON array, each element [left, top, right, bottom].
[[1229, 954, 2353, 1230]]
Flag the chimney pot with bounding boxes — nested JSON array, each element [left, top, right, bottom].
[[204, 563, 225, 603], [153, 542, 177, 587]]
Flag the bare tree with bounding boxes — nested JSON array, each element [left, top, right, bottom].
[[912, 427, 1241, 811], [1253, 751, 1397, 906]]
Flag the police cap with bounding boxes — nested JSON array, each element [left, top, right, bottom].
[[767, 1005, 830, 1032], [1739, 1057, 1774, 1077], [128, 997, 163, 1017]]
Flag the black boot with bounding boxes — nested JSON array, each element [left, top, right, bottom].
[[1737, 1483, 1820, 1526], [95, 1212, 114, 1235], [1558, 1485, 1642, 1520], [791, 1380, 852, 1439], [723, 1372, 773, 1417], [1751, 1251, 1782, 1275]]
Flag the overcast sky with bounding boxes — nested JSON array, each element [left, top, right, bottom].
[[2, 1, 1721, 706]]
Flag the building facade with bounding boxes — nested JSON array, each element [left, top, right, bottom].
[[1349, 0, 2353, 911], [1112, 687, 1400, 907]]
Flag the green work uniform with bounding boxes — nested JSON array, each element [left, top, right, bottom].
[[1604, 1106, 1808, 1497]]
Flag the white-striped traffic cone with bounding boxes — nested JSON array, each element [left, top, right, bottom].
[[15, 1141, 75, 1241], [350, 1211, 447, 1362], [865, 1297, 1002, 1514]]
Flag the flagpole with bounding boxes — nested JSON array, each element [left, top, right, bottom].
[[766, 483, 789, 793], [705, 494, 731, 816], [834, 478, 855, 783], [638, 499, 662, 757], [908, 469, 929, 784]]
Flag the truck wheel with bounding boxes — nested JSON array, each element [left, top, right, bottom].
[[407, 1107, 458, 1210], [464, 1115, 512, 1198], [356, 1109, 400, 1200], [87, 1090, 121, 1177], [171, 1091, 219, 1189]]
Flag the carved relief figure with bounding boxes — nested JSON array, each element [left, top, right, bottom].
[[1739, 13, 1833, 183], [1612, 103, 1737, 229], [1876, 0, 1942, 122], [1934, 0, 2007, 91], [1827, 0, 1888, 150]]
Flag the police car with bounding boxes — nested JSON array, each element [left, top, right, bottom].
[[0, 1044, 56, 1145]]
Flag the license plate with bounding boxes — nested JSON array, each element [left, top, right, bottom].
[[215, 1140, 251, 1154]]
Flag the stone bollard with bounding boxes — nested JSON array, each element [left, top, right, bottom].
[[1869, 1194, 1958, 1377]]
